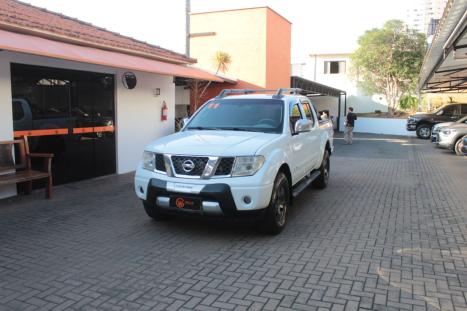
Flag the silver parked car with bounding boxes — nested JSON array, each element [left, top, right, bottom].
[[436, 123, 467, 155], [431, 116, 467, 143]]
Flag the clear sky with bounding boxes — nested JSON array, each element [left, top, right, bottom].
[[25, 0, 409, 62]]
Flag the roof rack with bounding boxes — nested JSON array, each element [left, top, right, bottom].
[[216, 89, 277, 98], [216, 88, 310, 99], [274, 88, 303, 97]]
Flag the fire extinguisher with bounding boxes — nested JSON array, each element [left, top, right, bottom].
[[161, 101, 168, 121]]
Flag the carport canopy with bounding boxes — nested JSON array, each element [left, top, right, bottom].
[[290, 76, 346, 130], [0, 29, 223, 82], [419, 0, 467, 93]]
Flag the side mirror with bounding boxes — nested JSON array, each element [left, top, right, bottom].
[[180, 117, 190, 129], [294, 119, 312, 134]]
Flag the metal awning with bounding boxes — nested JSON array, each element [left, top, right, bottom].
[[290, 76, 346, 131], [0, 29, 223, 82], [419, 0, 467, 93], [290, 76, 346, 97]]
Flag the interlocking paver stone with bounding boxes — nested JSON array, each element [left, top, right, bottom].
[[0, 133, 466, 310]]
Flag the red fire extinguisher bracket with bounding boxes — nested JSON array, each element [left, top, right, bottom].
[[161, 101, 168, 121]]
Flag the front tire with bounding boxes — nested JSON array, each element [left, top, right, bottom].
[[454, 136, 466, 156], [416, 125, 431, 139], [143, 200, 170, 221], [261, 172, 290, 235], [313, 150, 330, 189]]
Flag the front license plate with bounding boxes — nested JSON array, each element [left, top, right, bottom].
[[170, 196, 201, 211]]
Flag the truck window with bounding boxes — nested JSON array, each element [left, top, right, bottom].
[[12, 101, 25, 121], [187, 99, 284, 134], [461, 105, 467, 115], [290, 104, 302, 132], [301, 101, 316, 127], [443, 105, 458, 116]]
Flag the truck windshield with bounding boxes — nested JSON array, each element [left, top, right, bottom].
[[186, 99, 284, 134]]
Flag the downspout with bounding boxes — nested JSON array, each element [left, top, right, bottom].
[[186, 0, 191, 57]]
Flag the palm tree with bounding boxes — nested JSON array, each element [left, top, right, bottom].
[[213, 51, 232, 74], [199, 51, 232, 99]]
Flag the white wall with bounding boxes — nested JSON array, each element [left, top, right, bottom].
[[0, 51, 175, 197], [116, 70, 174, 173], [0, 53, 16, 198], [353, 117, 416, 136], [292, 54, 389, 113], [312, 96, 340, 129]]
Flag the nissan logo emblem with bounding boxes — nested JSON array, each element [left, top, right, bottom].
[[182, 160, 195, 173]]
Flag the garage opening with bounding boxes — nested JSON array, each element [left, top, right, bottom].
[[291, 76, 346, 131], [11, 64, 116, 185]]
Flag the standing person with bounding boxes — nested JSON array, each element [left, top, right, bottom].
[[344, 107, 357, 144]]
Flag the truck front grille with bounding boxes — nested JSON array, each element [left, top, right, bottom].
[[171, 156, 209, 176], [215, 157, 235, 175], [155, 154, 166, 172]]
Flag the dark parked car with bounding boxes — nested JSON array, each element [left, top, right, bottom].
[[406, 103, 467, 139]]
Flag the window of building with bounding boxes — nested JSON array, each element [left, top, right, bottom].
[[324, 61, 346, 74]]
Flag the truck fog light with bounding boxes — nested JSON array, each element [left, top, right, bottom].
[[243, 196, 251, 204]]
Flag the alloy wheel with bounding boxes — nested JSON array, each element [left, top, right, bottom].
[[274, 184, 287, 227]]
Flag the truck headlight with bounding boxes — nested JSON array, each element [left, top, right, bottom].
[[142, 151, 155, 171], [232, 156, 265, 177]]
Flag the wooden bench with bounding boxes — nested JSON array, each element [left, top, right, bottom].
[[0, 136, 53, 199]]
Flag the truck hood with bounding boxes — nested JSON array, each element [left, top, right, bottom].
[[145, 130, 281, 156], [409, 113, 432, 119], [434, 121, 456, 129]]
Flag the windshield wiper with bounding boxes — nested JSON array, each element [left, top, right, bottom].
[[187, 126, 220, 130], [221, 127, 249, 131], [221, 127, 268, 133]]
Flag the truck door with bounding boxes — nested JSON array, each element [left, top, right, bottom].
[[289, 103, 309, 183]]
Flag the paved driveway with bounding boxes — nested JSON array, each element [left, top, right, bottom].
[[0, 134, 466, 311]]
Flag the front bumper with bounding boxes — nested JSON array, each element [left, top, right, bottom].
[[406, 122, 417, 131], [437, 132, 456, 149], [135, 168, 274, 215], [145, 178, 241, 216]]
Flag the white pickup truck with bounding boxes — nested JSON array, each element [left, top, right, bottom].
[[135, 88, 334, 234]]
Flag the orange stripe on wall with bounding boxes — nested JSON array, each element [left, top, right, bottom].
[[72, 126, 115, 134], [14, 126, 115, 137], [13, 128, 68, 137]]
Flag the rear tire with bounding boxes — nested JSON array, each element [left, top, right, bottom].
[[261, 172, 290, 235], [416, 125, 431, 139], [313, 150, 330, 189], [143, 200, 170, 221]]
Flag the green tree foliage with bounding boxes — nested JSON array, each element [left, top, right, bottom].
[[399, 95, 419, 111], [351, 20, 426, 114]]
